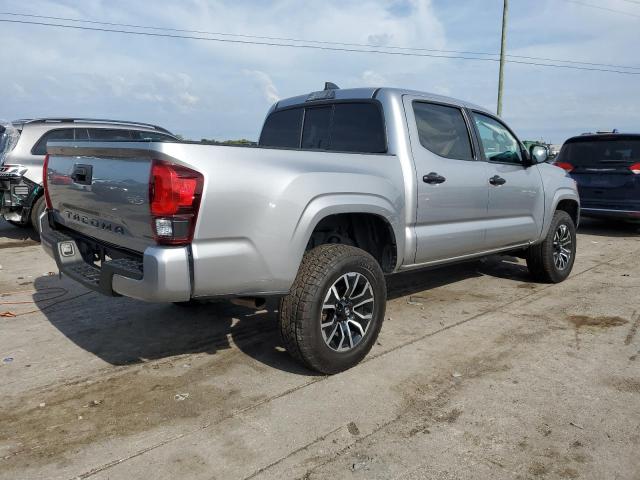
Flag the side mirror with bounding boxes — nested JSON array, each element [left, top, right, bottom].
[[530, 145, 549, 164]]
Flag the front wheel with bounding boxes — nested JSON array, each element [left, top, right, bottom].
[[526, 210, 576, 283], [279, 244, 386, 374]]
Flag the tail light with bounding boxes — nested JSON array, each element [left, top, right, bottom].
[[42, 154, 53, 210], [555, 162, 574, 173], [149, 159, 203, 245], [629, 163, 640, 174]]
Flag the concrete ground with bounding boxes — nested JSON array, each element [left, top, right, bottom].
[[0, 217, 639, 480]]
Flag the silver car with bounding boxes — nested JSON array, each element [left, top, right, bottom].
[[0, 118, 176, 236]]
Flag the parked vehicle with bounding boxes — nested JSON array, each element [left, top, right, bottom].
[[39, 85, 579, 373], [554, 132, 640, 221], [0, 118, 177, 236]]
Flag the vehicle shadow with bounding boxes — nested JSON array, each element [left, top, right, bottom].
[[0, 218, 39, 244], [32, 275, 313, 375], [578, 217, 639, 238], [32, 254, 528, 375]]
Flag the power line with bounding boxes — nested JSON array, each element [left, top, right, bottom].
[[562, 0, 640, 18], [1, 11, 639, 71], [1, 18, 639, 76]]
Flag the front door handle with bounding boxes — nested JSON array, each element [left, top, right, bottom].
[[489, 175, 506, 186], [423, 172, 446, 184]]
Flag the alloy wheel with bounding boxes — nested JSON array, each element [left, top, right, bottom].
[[321, 272, 375, 352], [552, 223, 572, 270]]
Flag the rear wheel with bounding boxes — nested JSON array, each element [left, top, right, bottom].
[[30, 196, 46, 238], [279, 244, 386, 374], [526, 210, 576, 283]]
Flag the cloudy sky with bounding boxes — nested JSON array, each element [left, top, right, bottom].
[[1, 0, 639, 143]]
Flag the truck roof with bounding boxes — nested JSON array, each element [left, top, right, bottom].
[[274, 86, 493, 116]]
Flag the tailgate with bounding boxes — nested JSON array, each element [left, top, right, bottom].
[[46, 143, 155, 253]]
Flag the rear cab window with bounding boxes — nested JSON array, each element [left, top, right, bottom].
[[412, 102, 474, 161], [259, 101, 386, 154], [259, 109, 304, 148]]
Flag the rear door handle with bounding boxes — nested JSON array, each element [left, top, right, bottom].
[[423, 172, 446, 184], [489, 175, 506, 186]]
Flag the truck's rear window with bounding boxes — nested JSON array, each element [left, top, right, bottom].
[[558, 137, 640, 167], [259, 102, 386, 154], [259, 108, 303, 149]]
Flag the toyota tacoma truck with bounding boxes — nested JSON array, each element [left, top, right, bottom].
[[40, 85, 580, 374], [0, 118, 176, 237]]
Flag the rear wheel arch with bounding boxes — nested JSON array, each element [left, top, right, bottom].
[[306, 212, 398, 274]]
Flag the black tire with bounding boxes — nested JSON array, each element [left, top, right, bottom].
[[526, 210, 576, 283], [30, 196, 46, 238], [279, 244, 386, 374]]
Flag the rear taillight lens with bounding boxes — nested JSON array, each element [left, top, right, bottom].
[[42, 154, 53, 210], [555, 162, 574, 173], [149, 159, 203, 245], [629, 163, 640, 174]]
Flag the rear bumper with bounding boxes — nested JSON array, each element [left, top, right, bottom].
[[40, 213, 192, 302], [581, 207, 640, 220]]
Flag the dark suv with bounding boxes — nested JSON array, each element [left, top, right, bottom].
[[554, 133, 640, 221]]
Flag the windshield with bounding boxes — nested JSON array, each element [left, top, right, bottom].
[[558, 137, 640, 167], [0, 121, 20, 164]]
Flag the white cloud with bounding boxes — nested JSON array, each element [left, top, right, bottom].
[[0, 0, 638, 143], [178, 92, 199, 106], [361, 70, 388, 86], [243, 69, 280, 104]]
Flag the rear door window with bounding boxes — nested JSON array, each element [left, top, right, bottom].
[[301, 107, 332, 150], [87, 128, 133, 141], [130, 130, 176, 141], [74, 128, 89, 140], [32, 129, 75, 155], [413, 102, 474, 161], [259, 108, 303, 148], [331, 103, 386, 153]]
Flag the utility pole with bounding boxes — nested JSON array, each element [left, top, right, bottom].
[[497, 0, 509, 116]]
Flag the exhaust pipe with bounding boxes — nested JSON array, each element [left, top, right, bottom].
[[230, 297, 266, 310]]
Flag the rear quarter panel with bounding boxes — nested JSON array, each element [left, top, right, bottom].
[[153, 143, 406, 297]]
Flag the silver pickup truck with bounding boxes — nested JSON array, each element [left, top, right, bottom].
[[40, 85, 579, 373]]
